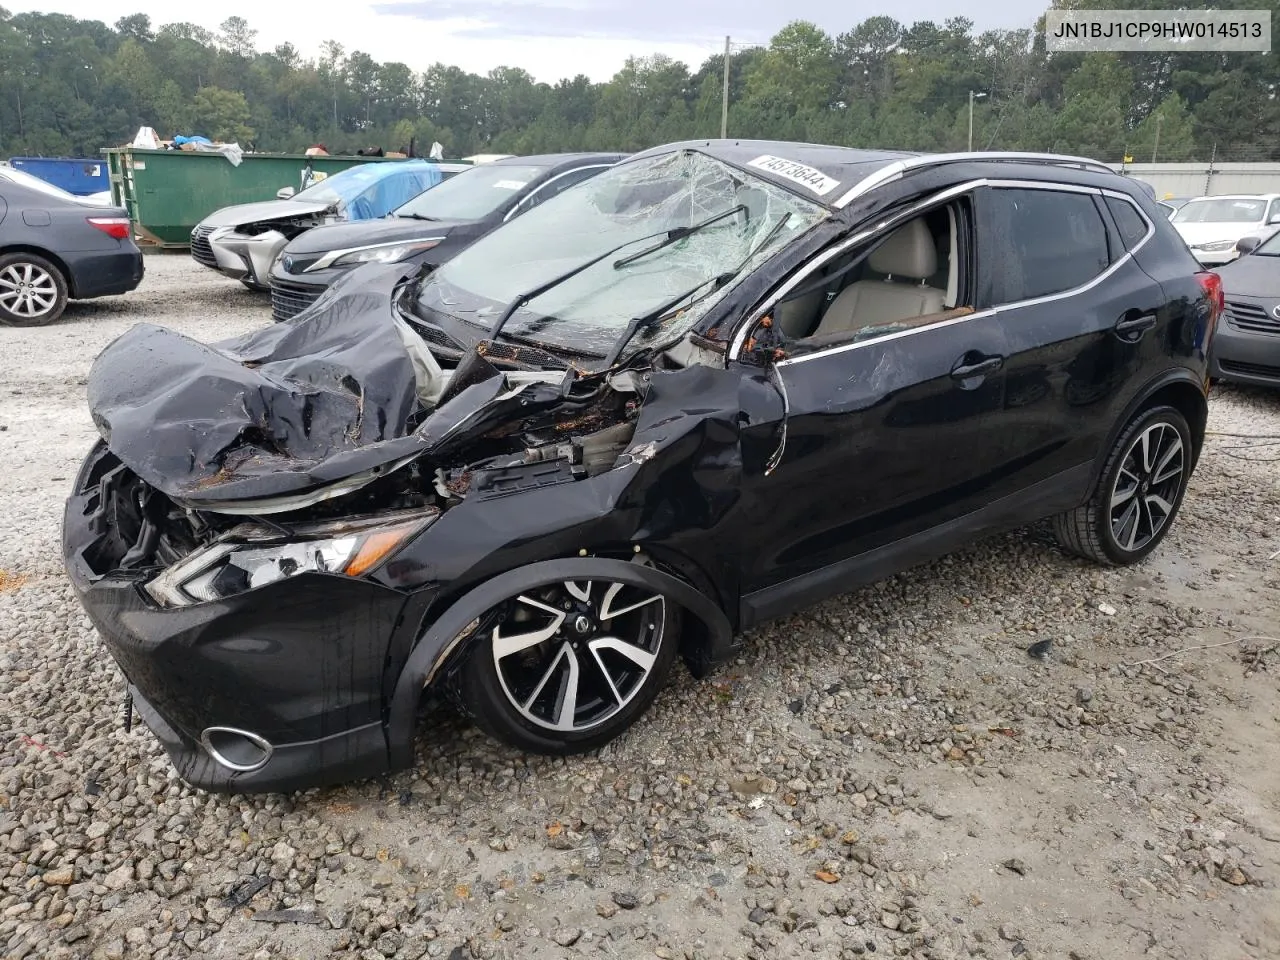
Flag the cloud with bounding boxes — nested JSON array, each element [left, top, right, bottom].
[[372, 0, 1039, 44]]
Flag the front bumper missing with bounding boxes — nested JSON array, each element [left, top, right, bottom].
[[199, 227, 288, 287]]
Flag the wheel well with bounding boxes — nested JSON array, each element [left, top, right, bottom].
[[0, 245, 74, 297], [1139, 380, 1208, 467], [418, 545, 732, 699], [638, 544, 734, 679]]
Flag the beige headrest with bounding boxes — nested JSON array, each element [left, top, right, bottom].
[[868, 219, 937, 279]]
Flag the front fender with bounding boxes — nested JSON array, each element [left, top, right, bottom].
[[385, 556, 734, 771]]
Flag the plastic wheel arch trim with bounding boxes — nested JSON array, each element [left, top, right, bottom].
[[385, 556, 734, 771]]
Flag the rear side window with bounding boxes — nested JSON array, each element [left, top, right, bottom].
[[986, 188, 1112, 304], [1105, 196, 1151, 249]]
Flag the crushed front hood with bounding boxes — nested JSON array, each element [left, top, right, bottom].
[[198, 199, 332, 229], [86, 280, 568, 509]]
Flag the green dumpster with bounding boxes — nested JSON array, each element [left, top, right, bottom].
[[102, 149, 413, 248]]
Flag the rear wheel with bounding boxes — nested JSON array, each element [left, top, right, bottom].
[[1053, 405, 1192, 565], [457, 575, 680, 754], [0, 253, 68, 326]]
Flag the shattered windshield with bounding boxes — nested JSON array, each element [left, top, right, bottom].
[[414, 150, 827, 358]]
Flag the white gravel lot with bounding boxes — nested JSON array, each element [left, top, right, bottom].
[[1, 255, 1278, 960]]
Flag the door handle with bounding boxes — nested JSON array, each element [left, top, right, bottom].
[[1114, 313, 1157, 341], [950, 355, 1004, 380]]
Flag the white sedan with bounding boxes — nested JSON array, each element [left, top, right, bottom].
[[1171, 194, 1280, 266]]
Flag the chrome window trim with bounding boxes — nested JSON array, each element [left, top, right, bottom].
[[832, 152, 1115, 209], [730, 178, 1156, 368], [728, 177, 989, 359], [502, 163, 617, 222]]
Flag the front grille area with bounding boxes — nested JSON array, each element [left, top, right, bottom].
[[1220, 358, 1280, 380], [190, 227, 217, 269], [270, 280, 322, 322], [1224, 299, 1280, 335]]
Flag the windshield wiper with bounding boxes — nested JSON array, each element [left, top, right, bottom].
[[396, 212, 438, 221], [601, 213, 795, 367], [602, 271, 739, 368], [612, 205, 747, 270], [485, 225, 698, 341]]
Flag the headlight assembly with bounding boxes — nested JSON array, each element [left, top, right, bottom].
[[1194, 239, 1237, 252], [313, 239, 444, 271], [145, 509, 435, 608]]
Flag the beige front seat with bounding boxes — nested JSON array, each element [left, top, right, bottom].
[[813, 219, 946, 338]]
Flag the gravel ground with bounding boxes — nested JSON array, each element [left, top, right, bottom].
[[1, 255, 1278, 960]]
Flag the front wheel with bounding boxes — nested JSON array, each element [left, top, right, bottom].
[[457, 576, 680, 754], [1053, 405, 1193, 565], [0, 253, 68, 326]]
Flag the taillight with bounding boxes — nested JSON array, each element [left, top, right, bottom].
[[87, 217, 131, 240], [1195, 271, 1224, 369], [1196, 270, 1224, 320]]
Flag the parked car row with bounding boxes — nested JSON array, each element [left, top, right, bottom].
[[65, 141, 1227, 793], [267, 152, 626, 321]]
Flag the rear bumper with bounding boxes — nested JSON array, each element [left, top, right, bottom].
[[1210, 322, 1280, 386], [66, 248, 144, 299]]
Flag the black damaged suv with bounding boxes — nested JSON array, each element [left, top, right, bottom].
[[64, 141, 1220, 793]]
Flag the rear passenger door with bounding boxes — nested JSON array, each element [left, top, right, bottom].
[[976, 183, 1167, 504]]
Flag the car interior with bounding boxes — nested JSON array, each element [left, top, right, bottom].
[[769, 202, 970, 348]]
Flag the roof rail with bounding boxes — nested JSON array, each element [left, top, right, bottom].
[[832, 151, 1115, 208]]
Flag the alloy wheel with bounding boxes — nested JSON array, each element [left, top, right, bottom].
[[1109, 421, 1185, 553], [0, 261, 59, 320], [490, 579, 667, 733]]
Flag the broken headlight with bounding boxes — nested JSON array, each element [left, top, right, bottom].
[[311, 239, 444, 271], [145, 510, 435, 608]]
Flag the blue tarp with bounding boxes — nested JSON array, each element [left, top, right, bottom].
[[9, 157, 108, 196], [295, 160, 444, 220]]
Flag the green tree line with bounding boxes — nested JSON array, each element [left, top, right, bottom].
[[1, 1, 1277, 163]]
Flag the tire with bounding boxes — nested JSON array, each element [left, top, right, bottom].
[[456, 574, 682, 754], [1053, 404, 1193, 566], [0, 253, 69, 326]]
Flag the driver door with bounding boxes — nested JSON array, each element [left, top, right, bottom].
[[733, 193, 1013, 617]]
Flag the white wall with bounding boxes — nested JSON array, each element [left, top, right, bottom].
[[1107, 162, 1280, 199]]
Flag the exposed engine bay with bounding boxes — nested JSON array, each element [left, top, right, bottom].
[[76, 281, 714, 587]]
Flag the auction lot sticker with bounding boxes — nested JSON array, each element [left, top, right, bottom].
[[746, 156, 840, 197]]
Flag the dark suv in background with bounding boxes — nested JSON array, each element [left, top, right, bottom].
[[268, 153, 626, 321]]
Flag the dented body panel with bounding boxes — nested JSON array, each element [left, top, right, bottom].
[[63, 141, 1213, 792]]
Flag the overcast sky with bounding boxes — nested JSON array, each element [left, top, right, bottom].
[[8, 1, 1046, 82]]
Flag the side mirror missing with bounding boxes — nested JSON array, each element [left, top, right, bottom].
[[276, 186, 296, 200], [1236, 235, 1262, 254]]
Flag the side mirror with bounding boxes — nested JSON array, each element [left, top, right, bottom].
[[1236, 235, 1262, 254], [276, 186, 296, 200], [1268, 212, 1280, 224]]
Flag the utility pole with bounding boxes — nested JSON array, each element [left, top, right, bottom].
[[1151, 114, 1162, 164], [967, 91, 986, 151], [720, 36, 731, 139]]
